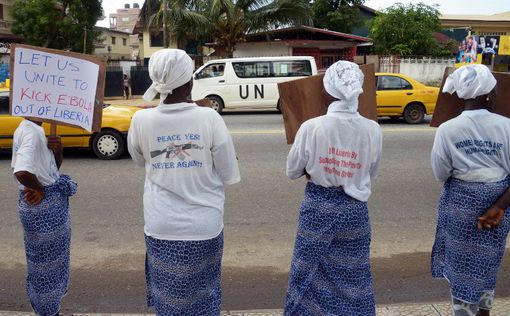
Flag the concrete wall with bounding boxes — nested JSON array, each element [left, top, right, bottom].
[[399, 58, 455, 86], [354, 55, 380, 70]]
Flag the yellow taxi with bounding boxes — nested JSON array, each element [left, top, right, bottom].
[[376, 73, 439, 123], [0, 89, 141, 159]]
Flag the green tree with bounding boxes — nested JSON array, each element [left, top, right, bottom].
[[11, 0, 103, 54], [311, 0, 365, 33], [142, 0, 312, 57], [140, 0, 210, 50], [369, 3, 442, 56], [207, 0, 312, 57]]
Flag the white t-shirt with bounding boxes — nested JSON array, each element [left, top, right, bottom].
[[287, 110, 382, 202], [431, 109, 510, 183], [128, 102, 241, 241], [11, 120, 60, 190]]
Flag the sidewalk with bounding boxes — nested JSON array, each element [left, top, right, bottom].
[[2, 298, 510, 316]]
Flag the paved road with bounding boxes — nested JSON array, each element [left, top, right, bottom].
[[1, 112, 509, 313]]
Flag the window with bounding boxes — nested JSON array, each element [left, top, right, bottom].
[[196, 63, 225, 79], [122, 17, 130, 22], [0, 5, 4, 20], [0, 95, 9, 114], [272, 60, 312, 77], [232, 62, 271, 78], [377, 76, 413, 90], [150, 32, 164, 47], [123, 38, 127, 46], [111, 36, 116, 45]]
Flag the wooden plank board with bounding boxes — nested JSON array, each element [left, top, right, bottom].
[[430, 67, 510, 127], [9, 44, 106, 132], [278, 64, 378, 144]]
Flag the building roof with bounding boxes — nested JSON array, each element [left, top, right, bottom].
[[358, 4, 377, 15], [441, 11, 510, 22], [95, 26, 132, 36], [244, 26, 372, 43]]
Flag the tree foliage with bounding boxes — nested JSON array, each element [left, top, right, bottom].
[[369, 3, 443, 57], [140, 0, 210, 49], [142, 0, 312, 57], [311, 0, 365, 33], [11, 0, 103, 54], [208, 0, 311, 57]]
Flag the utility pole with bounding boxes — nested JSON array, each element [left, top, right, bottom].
[[162, 0, 167, 48]]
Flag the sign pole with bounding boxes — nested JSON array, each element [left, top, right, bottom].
[[50, 124, 57, 137]]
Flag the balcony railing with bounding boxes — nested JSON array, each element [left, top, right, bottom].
[[0, 20, 11, 30]]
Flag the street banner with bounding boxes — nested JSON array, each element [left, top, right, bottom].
[[278, 63, 378, 144], [430, 67, 510, 127], [9, 44, 106, 133]]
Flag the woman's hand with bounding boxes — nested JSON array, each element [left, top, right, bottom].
[[477, 206, 505, 230], [24, 187, 44, 205], [47, 136, 63, 168]]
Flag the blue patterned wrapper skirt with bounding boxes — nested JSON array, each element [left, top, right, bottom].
[[432, 177, 510, 304], [18, 175, 77, 316], [284, 182, 375, 316], [145, 231, 224, 316]]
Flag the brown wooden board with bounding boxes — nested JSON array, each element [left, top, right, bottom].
[[9, 44, 106, 132], [278, 64, 378, 144], [431, 67, 510, 127]]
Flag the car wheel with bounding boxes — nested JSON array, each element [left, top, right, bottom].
[[208, 96, 224, 114], [92, 130, 125, 160], [403, 103, 425, 124]]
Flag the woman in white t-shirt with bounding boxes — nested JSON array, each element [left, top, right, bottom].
[[431, 64, 510, 316], [12, 120, 77, 316], [127, 49, 240, 315], [283, 61, 382, 316]]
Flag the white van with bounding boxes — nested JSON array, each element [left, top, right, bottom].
[[192, 56, 318, 113]]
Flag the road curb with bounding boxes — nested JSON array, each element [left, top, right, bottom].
[[3, 299, 510, 316]]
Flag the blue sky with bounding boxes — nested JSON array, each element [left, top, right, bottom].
[[97, 0, 510, 27]]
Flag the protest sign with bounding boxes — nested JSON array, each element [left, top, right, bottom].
[[430, 67, 510, 127], [9, 44, 106, 133], [278, 63, 378, 144]]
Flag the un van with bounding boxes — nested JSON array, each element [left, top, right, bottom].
[[192, 56, 318, 113]]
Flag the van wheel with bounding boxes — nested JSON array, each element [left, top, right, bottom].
[[403, 103, 425, 124], [208, 96, 224, 114]]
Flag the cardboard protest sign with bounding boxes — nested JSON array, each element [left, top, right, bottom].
[[278, 63, 378, 144], [10, 44, 106, 133], [430, 67, 510, 127]]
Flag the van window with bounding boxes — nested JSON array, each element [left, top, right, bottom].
[[0, 95, 9, 114], [233, 62, 271, 78], [196, 63, 225, 79], [273, 60, 312, 77]]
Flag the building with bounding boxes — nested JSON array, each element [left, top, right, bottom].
[[351, 5, 377, 38], [109, 3, 141, 34], [218, 26, 371, 69], [132, 20, 181, 65], [94, 27, 132, 60], [0, 0, 22, 46]]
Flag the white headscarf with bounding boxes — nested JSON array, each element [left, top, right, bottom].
[[443, 64, 497, 100], [323, 60, 364, 113], [143, 49, 194, 102]]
